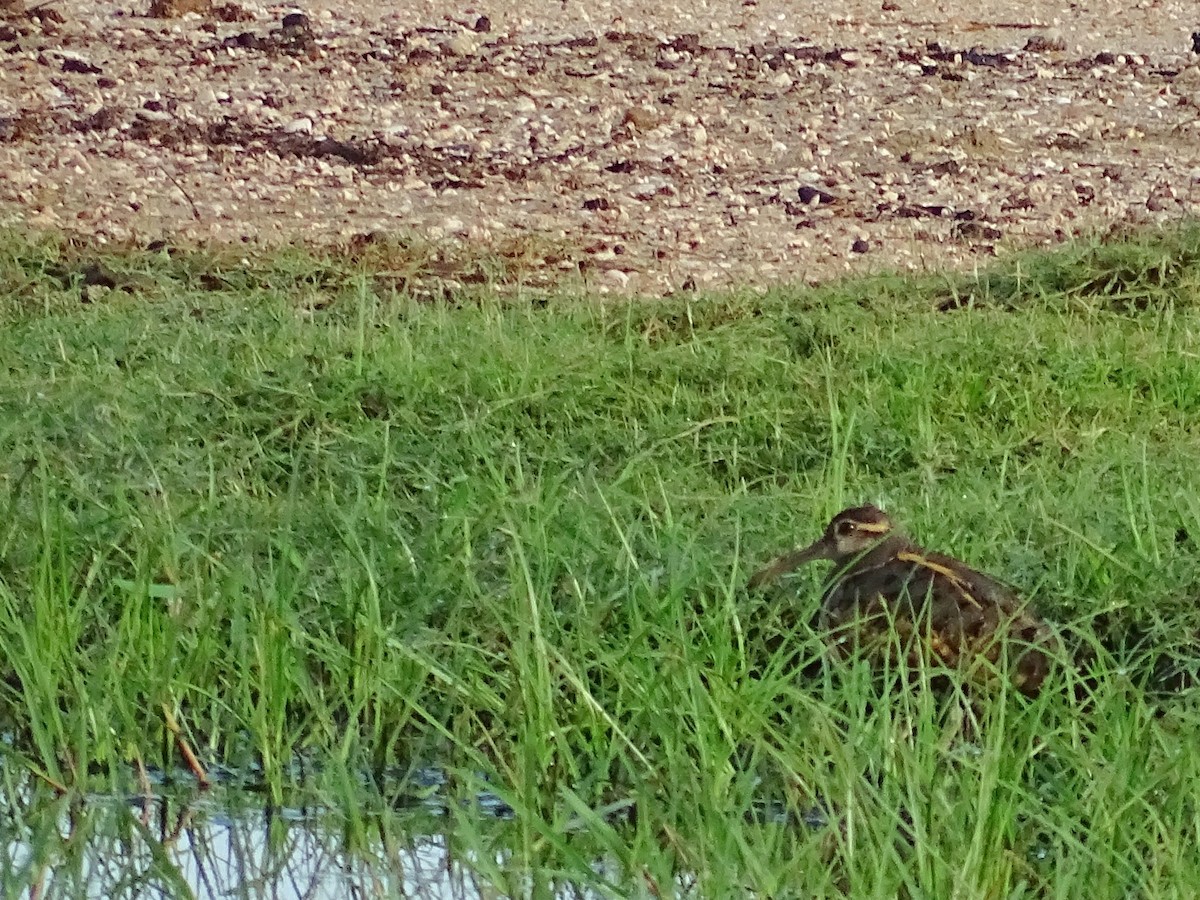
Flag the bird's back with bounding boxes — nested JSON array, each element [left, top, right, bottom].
[[820, 538, 1058, 694]]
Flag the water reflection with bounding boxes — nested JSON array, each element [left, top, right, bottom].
[[1, 765, 824, 899], [1, 779, 557, 900]]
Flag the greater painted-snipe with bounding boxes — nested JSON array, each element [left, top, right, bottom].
[[748, 505, 1060, 695]]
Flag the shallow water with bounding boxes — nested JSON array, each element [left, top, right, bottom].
[[0, 757, 827, 900], [0, 773, 567, 900]]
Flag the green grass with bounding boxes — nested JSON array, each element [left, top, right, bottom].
[[2, 225, 1200, 896]]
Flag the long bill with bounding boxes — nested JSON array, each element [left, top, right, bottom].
[[747, 538, 832, 589]]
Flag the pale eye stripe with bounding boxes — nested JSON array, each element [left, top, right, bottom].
[[852, 521, 891, 534]]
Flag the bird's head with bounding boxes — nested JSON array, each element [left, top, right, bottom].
[[748, 504, 897, 588], [820, 505, 896, 563]]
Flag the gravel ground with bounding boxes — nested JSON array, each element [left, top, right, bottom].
[[2, 0, 1200, 293]]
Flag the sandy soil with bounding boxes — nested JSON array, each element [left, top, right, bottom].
[[2, 0, 1199, 292]]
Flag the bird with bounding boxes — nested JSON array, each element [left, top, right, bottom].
[[748, 505, 1060, 695]]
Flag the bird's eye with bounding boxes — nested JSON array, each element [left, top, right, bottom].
[[835, 520, 856, 536]]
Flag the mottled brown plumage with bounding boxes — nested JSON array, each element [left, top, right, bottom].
[[749, 505, 1060, 695]]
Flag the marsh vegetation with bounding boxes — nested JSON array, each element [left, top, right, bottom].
[[2, 227, 1200, 896]]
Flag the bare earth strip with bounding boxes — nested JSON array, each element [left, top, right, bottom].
[[2, 0, 1199, 293]]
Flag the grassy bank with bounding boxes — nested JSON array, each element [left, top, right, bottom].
[[2, 226, 1200, 895]]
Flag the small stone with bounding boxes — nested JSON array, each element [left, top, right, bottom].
[[281, 12, 310, 31], [447, 33, 479, 56], [213, 2, 253, 22], [798, 184, 839, 206], [604, 269, 631, 290], [619, 107, 660, 132], [1024, 33, 1067, 53], [147, 0, 212, 17], [61, 54, 102, 75]]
